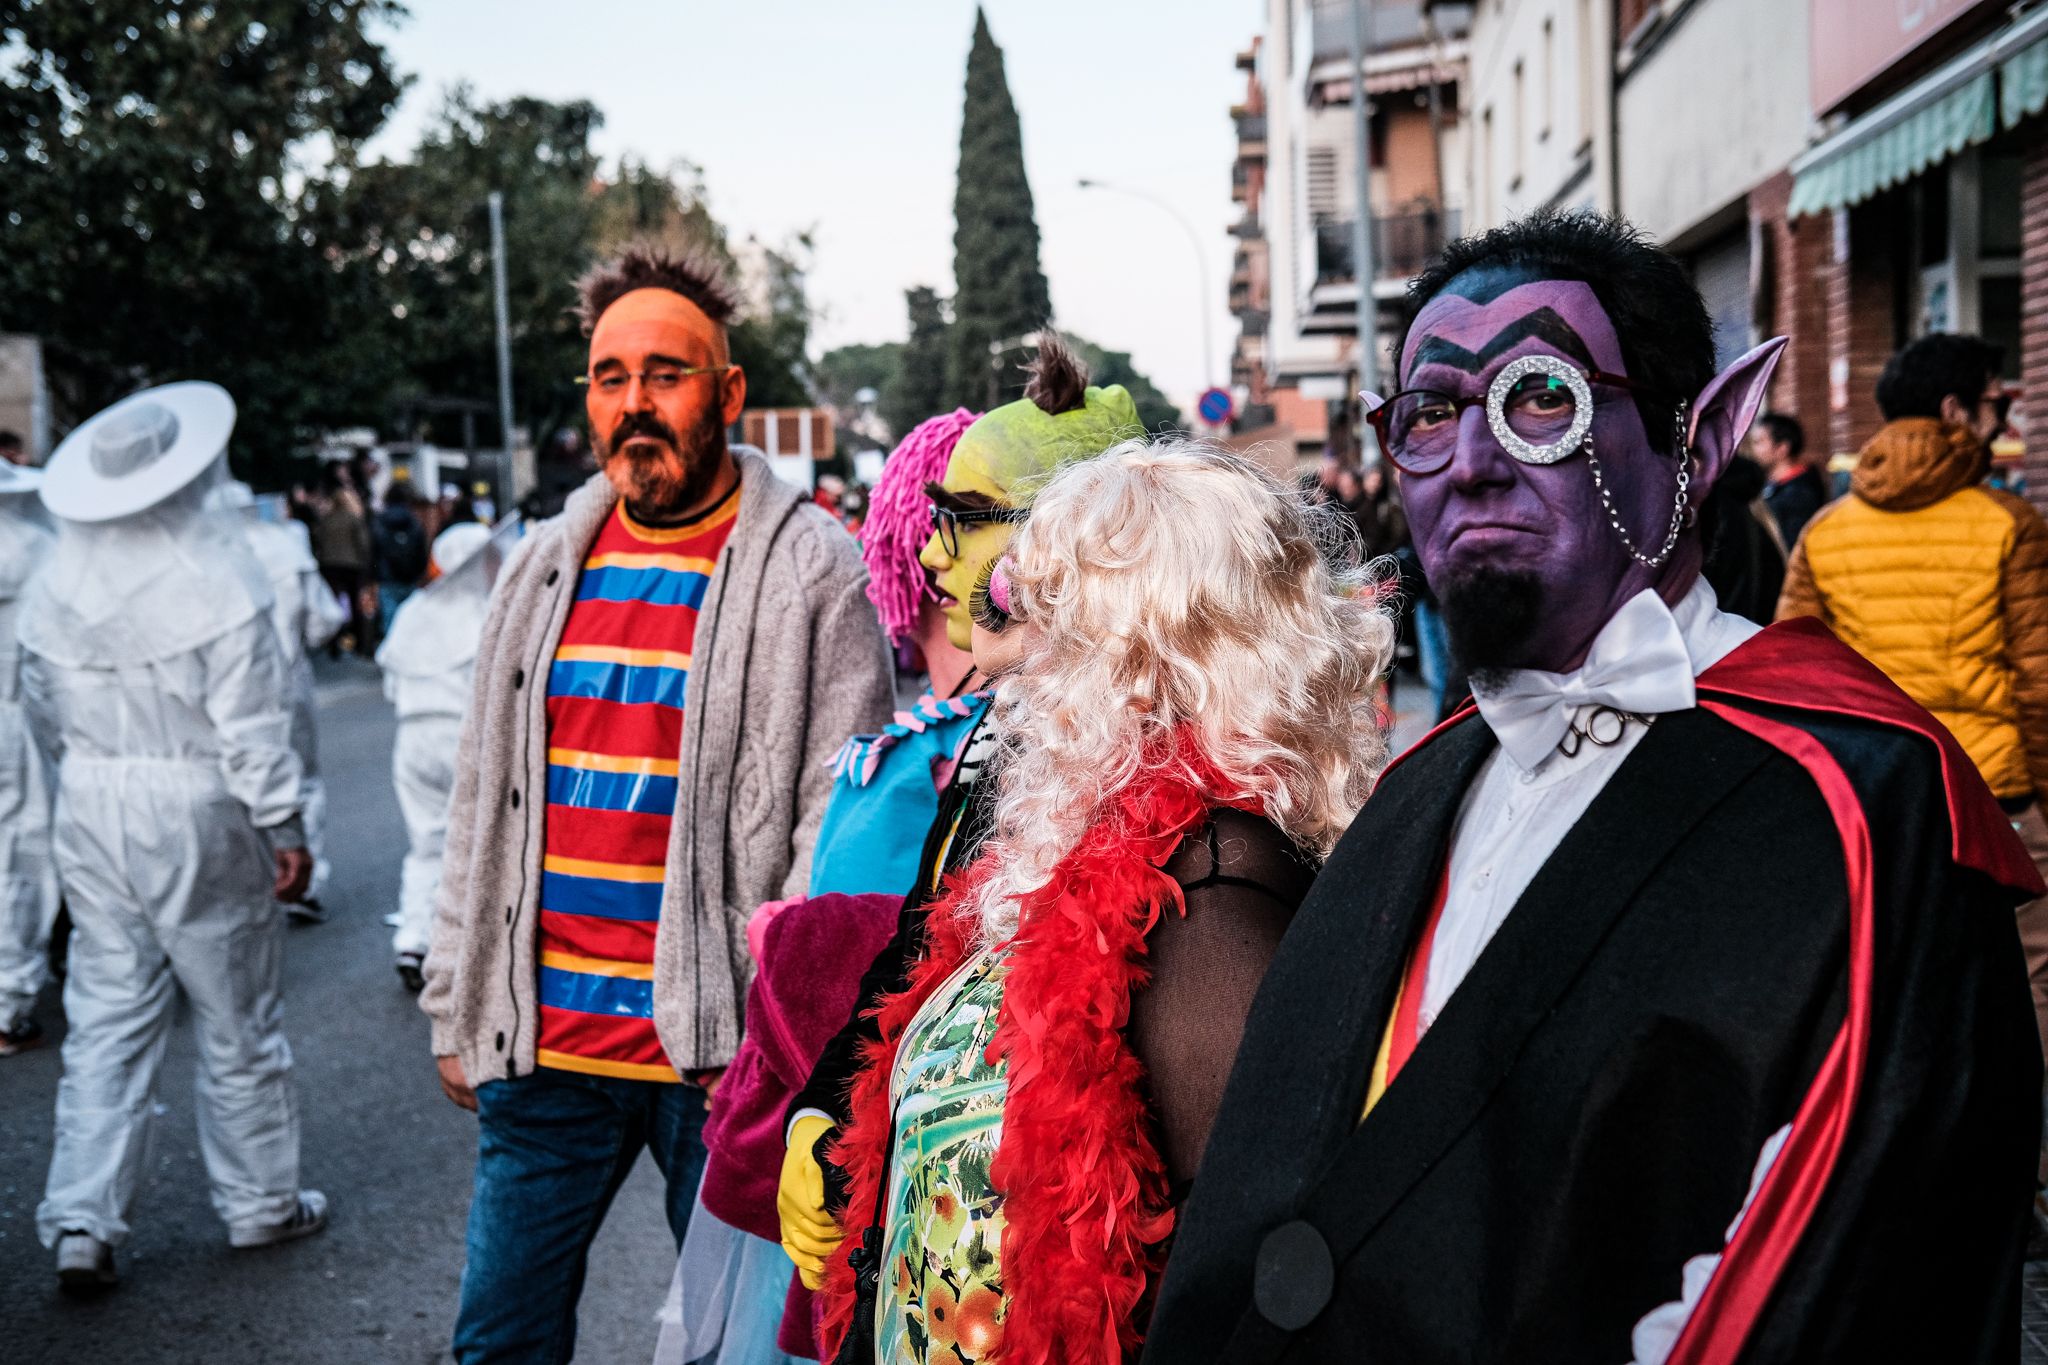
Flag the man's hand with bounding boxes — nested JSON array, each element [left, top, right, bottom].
[[436, 1054, 477, 1112], [273, 848, 314, 902], [684, 1067, 727, 1111], [778, 1113, 844, 1289]]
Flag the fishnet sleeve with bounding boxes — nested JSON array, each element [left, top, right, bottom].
[[1130, 808, 1318, 1192]]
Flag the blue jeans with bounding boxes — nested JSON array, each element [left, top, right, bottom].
[[1412, 599, 1452, 720], [378, 582, 414, 636], [454, 1068, 709, 1364]]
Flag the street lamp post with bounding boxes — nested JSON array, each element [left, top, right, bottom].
[[1076, 178, 1217, 396], [487, 190, 517, 493]]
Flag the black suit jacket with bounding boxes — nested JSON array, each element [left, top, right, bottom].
[[1145, 704, 2038, 1364]]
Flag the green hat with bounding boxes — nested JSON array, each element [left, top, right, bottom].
[[952, 381, 1143, 499]]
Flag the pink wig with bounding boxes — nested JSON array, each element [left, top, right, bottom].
[[861, 407, 981, 644]]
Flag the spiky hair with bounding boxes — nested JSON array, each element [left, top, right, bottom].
[[1023, 332, 1090, 415], [574, 240, 741, 335]]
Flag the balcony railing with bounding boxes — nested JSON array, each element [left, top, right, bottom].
[[1315, 207, 1460, 285]]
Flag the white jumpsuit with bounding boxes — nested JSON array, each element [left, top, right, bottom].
[[22, 491, 307, 1247], [0, 504, 58, 1030], [241, 515, 345, 903], [376, 527, 498, 959]]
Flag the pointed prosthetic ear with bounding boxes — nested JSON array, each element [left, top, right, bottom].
[[1687, 337, 1787, 494]]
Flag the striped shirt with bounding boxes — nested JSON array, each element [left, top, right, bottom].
[[536, 491, 737, 1081]]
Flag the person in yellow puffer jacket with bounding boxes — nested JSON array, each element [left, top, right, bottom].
[[1779, 333, 2048, 1083]]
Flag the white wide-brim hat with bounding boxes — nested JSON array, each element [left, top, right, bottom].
[[0, 463, 44, 498], [42, 381, 235, 523]]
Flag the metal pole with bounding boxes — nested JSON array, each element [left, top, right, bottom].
[[1349, 0, 1379, 405], [1076, 179, 1216, 391], [488, 191, 516, 468]]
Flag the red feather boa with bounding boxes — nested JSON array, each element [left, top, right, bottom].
[[817, 758, 1225, 1365]]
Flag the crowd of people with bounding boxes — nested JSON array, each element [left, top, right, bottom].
[[6, 207, 2048, 1365]]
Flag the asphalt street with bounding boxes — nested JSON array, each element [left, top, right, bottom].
[[0, 656, 676, 1365]]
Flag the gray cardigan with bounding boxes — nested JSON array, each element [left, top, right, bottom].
[[418, 448, 895, 1082]]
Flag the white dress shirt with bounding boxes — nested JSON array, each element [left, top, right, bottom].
[[1419, 577, 1761, 1032]]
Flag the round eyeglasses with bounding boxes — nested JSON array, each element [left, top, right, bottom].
[[1363, 354, 1662, 475]]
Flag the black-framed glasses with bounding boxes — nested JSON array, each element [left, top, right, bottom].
[[928, 500, 1026, 557], [575, 364, 731, 394], [1982, 391, 2015, 430], [1365, 354, 1663, 475]]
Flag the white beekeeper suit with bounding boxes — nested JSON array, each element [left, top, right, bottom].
[[0, 465, 59, 1045], [206, 479, 346, 911], [21, 383, 325, 1286], [376, 518, 509, 989]]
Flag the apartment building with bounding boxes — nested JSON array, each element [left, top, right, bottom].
[[1229, 0, 1470, 467]]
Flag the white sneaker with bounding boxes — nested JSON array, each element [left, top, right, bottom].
[[228, 1190, 329, 1249], [55, 1231, 116, 1293]]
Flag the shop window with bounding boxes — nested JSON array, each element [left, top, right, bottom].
[[1983, 151, 2023, 255], [1982, 276, 2021, 381]]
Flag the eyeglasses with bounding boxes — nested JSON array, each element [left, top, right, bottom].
[[1982, 392, 2015, 428], [1365, 354, 1662, 475], [928, 500, 1026, 558], [576, 365, 730, 394]]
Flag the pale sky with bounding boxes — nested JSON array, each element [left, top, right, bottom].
[[365, 0, 1260, 418]]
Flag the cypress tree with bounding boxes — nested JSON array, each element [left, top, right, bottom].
[[944, 8, 1053, 410], [882, 285, 953, 437]]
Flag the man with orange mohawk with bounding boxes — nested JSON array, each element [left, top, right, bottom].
[[418, 241, 894, 1363]]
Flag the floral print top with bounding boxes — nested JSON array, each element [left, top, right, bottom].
[[877, 948, 1011, 1364]]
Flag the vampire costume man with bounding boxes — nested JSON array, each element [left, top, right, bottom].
[[1144, 212, 2046, 1365]]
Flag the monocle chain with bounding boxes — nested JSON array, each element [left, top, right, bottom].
[[1584, 399, 1692, 569]]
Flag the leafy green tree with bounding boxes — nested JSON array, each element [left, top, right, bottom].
[[0, 0, 407, 481], [813, 342, 901, 413], [883, 285, 954, 434], [331, 87, 603, 456], [943, 9, 1051, 411], [726, 234, 814, 409], [1069, 336, 1184, 434]]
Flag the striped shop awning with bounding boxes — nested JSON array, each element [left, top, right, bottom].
[[1787, 5, 2048, 219]]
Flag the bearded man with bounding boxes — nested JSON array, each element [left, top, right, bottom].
[[418, 242, 893, 1363], [1146, 212, 2043, 1364]]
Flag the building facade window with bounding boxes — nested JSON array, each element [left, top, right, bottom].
[[1541, 16, 1554, 141], [1512, 59, 1526, 186], [1482, 105, 1495, 223], [1576, 0, 1595, 150]]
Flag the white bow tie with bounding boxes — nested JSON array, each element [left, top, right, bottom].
[[1472, 589, 1698, 772]]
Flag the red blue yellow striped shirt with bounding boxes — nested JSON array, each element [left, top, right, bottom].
[[536, 492, 737, 1081]]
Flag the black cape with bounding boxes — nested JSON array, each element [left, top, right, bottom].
[[1145, 622, 2042, 1365]]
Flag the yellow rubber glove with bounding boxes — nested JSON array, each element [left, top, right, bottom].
[[778, 1114, 844, 1290]]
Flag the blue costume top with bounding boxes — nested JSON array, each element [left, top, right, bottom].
[[808, 690, 996, 898]]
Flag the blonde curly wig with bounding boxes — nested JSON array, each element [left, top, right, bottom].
[[965, 438, 1398, 945]]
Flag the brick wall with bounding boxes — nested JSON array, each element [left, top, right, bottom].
[[2021, 132, 2048, 516], [1751, 172, 1832, 451]]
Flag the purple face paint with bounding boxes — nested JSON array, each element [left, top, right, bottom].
[[1394, 267, 1698, 675]]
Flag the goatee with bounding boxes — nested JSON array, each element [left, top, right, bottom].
[[1435, 564, 1545, 689], [600, 391, 730, 515]]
